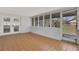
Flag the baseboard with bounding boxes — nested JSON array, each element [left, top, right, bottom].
[[62, 40, 79, 45], [0, 32, 30, 37]]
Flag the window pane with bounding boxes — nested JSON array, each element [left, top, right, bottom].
[[39, 16, 43, 26], [14, 18, 19, 22], [32, 18, 34, 26], [52, 13, 60, 18], [4, 18, 10, 22], [44, 15, 50, 27], [14, 26, 19, 32], [51, 13, 60, 28], [35, 17, 38, 26], [45, 15, 50, 19], [4, 25, 10, 33]]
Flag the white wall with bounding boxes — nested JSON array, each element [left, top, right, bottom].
[[31, 27, 62, 40], [20, 16, 31, 33]]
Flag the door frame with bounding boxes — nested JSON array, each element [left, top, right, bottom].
[[61, 8, 78, 43], [2, 16, 20, 35]]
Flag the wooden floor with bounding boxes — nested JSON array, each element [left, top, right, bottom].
[[0, 32, 79, 51]]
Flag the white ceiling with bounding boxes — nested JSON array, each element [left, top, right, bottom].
[[0, 7, 62, 17]]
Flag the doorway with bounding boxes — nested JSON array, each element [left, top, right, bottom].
[[62, 9, 77, 43]]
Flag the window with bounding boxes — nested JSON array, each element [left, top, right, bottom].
[[14, 18, 19, 22], [3, 17, 10, 33], [32, 18, 34, 26], [3, 25, 10, 33], [4, 17, 10, 22], [14, 25, 19, 32], [35, 17, 38, 26], [3, 17, 10, 25], [39, 16, 43, 26], [44, 15, 50, 27], [63, 10, 77, 35], [51, 13, 60, 28]]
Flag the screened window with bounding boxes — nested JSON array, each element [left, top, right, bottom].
[[51, 13, 60, 28], [35, 17, 38, 26], [3, 25, 10, 33], [14, 18, 19, 22], [39, 16, 43, 26], [44, 15, 50, 27], [4, 18, 10, 22], [14, 25, 19, 32], [32, 18, 34, 26]]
